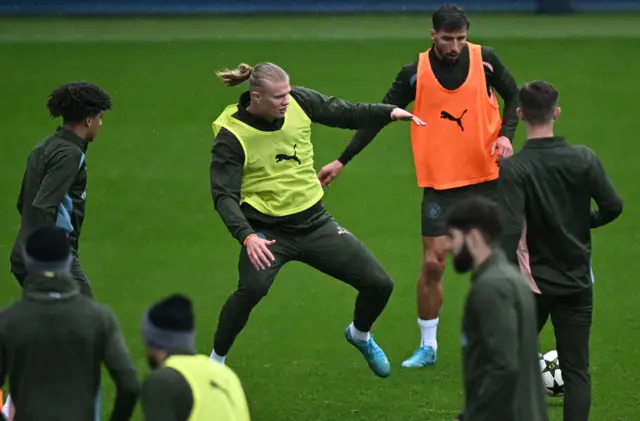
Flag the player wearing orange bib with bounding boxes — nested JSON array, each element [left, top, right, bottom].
[[318, 4, 520, 367]]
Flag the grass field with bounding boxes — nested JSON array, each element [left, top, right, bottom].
[[1, 13, 639, 421]]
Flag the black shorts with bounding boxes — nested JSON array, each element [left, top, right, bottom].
[[421, 179, 498, 237]]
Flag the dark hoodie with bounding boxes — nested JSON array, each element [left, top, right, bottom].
[[0, 273, 140, 421]]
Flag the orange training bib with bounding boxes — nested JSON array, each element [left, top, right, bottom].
[[410, 42, 502, 190]]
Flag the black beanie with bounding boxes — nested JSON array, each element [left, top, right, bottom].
[[142, 294, 195, 352], [148, 294, 194, 331], [25, 226, 71, 262], [23, 226, 72, 275]]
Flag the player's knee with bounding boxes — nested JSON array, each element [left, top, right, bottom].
[[239, 280, 271, 303], [421, 251, 446, 281], [376, 273, 394, 299], [366, 269, 393, 299]]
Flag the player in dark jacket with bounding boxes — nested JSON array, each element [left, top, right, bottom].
[[10, 82, 112, 297], [444, 197, 547, 421], [498, 81, 623, 421], [1, 227, 140, 421]]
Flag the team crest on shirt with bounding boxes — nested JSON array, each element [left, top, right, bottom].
[[336, 225, 350, 235], [426, 203, 441, 219]]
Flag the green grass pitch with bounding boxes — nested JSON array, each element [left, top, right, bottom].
[[1, 13, 639, 421]]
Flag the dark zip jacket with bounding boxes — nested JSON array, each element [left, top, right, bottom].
[[0, 272, 140, 421]]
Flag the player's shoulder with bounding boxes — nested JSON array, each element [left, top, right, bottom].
[[400, 59, 419, 73], [289, 85, 321, 108], [478, 45, 500, 60], [568, 143, 597, 157], [290, 85, 315, 95], [477, 45, 506, 70], [499, 154, 527, 176], [85, 300, 123, 330], [144, 365, 188, 389], [395, 59, 418, 80], [44, 134, 84, 162], [474, 258, 522, 294]]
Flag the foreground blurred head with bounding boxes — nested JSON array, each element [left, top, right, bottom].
[[216, 62, 291, 121], [444, 196, 503, 273], [47, 81, 112, 142], [22, 226, 72, 278], [431, 4, 470, 62], [141, 294, 195, 369]]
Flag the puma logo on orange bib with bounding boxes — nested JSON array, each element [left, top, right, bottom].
[[440, 109, 467, 131]]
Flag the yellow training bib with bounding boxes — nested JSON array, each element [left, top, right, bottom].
[[212, 96, 324, 216], [163, 354, 251, 421]]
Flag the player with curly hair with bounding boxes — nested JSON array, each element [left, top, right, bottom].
[[9, 81, 112, 297]]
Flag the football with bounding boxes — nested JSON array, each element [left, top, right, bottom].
[[539, 350, 564, 397]]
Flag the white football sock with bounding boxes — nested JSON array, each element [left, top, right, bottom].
[[2, 394, 11, 419], [419, 318, 439, 349], [210, 350, 226, 365], [349, 323, 370, 342]]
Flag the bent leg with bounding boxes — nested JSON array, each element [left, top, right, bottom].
[[298, 218, 393, 377], [298, 219, 393, 332], [212, 230, 294, 361]]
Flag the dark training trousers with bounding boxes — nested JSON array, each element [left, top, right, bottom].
[[12, 254, 94, 298], [213, 217, 394, 356], [536, 286, 593, 421]]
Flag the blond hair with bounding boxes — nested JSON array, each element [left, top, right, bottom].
[[215, 62, 289, 89]]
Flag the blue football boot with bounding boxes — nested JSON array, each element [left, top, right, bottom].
[[345, 327, 391, 378], [401, 346, 437, 368]]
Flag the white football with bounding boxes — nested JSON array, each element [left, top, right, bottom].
[[539, 350, 564, 397]]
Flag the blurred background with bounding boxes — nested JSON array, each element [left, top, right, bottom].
[[0, 0, 639, 14]]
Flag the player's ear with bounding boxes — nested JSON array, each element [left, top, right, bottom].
[[468, 229, 481, 247], [553, 107, 561, 120], [516, 107, 525, 121], [430, 29, 437, 42]]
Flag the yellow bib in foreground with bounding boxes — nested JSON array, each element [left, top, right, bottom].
[[163, 354, 251, 421]]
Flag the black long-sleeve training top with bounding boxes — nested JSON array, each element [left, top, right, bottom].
[[498, 136, 623, 295]]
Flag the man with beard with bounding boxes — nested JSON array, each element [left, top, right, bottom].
[[317, 4, 520, 367], [140, 295, 250, 421], [444, 197, 547, 421]]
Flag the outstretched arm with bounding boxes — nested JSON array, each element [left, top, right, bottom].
[[336, 62, 417, 166], [312, 63, 418, 187], [291, 86, 396, 130]]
